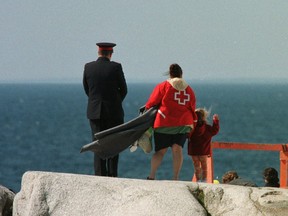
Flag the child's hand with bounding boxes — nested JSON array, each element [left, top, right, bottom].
[[213, 114, 219, 121]]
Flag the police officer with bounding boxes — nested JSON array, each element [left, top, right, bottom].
[[83, 42, 127, 177]]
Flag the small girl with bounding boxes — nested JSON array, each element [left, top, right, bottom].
[[263, 167, 280, 187], [188, 108, 220, 182]]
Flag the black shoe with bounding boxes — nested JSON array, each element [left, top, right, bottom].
[[147, 176, 154, 180]]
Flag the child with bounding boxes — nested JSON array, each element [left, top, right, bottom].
[[188, 108, 220, 182], [263, 167, 280, 187], [222, 170, 257, 187]]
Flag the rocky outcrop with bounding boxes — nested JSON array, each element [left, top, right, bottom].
[[13, 171, 288, 216], [0, 185, 15, 216], [194, 184, 288, 216]]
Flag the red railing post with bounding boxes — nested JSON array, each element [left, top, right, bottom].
[[279, 150, 288, 188], [207, 149, 214, 183]]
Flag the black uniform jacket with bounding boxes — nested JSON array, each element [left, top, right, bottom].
[[83, 57, 127, 120]]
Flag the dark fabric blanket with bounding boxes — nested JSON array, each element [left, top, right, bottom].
[[80, 106, 157, 159]]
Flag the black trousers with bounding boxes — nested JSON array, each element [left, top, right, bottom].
[[89, 118, 123, 177]]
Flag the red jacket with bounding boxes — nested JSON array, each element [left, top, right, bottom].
[[145, 78, 197, 128], [188, 119, 220, 156]]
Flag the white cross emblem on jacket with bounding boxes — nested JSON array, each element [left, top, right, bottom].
[[174, 90, 190, 105]]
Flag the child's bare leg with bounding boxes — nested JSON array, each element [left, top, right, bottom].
[[192, 156, 202, 181], [199, 155, 208, 182]]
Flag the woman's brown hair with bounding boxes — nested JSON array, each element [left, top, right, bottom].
[[169, 64, 182, 78]]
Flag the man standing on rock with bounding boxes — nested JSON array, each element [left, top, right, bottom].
[[83, 42, 127, 177]]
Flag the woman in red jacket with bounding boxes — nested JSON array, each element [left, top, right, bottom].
[[146, 64, 197, 180], [188, 108, 220, 182]]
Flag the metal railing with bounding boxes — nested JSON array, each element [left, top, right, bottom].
[[192, 142, 288, 188]]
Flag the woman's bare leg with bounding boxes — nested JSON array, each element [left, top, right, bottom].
[[172, 144, 183, 180], [148, 148, 168, 179]]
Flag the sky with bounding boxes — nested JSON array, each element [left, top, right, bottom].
[[1, 0, 288, 83]]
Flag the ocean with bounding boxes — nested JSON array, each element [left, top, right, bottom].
[[1, 82, 287, 192]]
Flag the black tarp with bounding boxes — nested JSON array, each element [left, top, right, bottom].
[[80, 106, 157, 159]]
